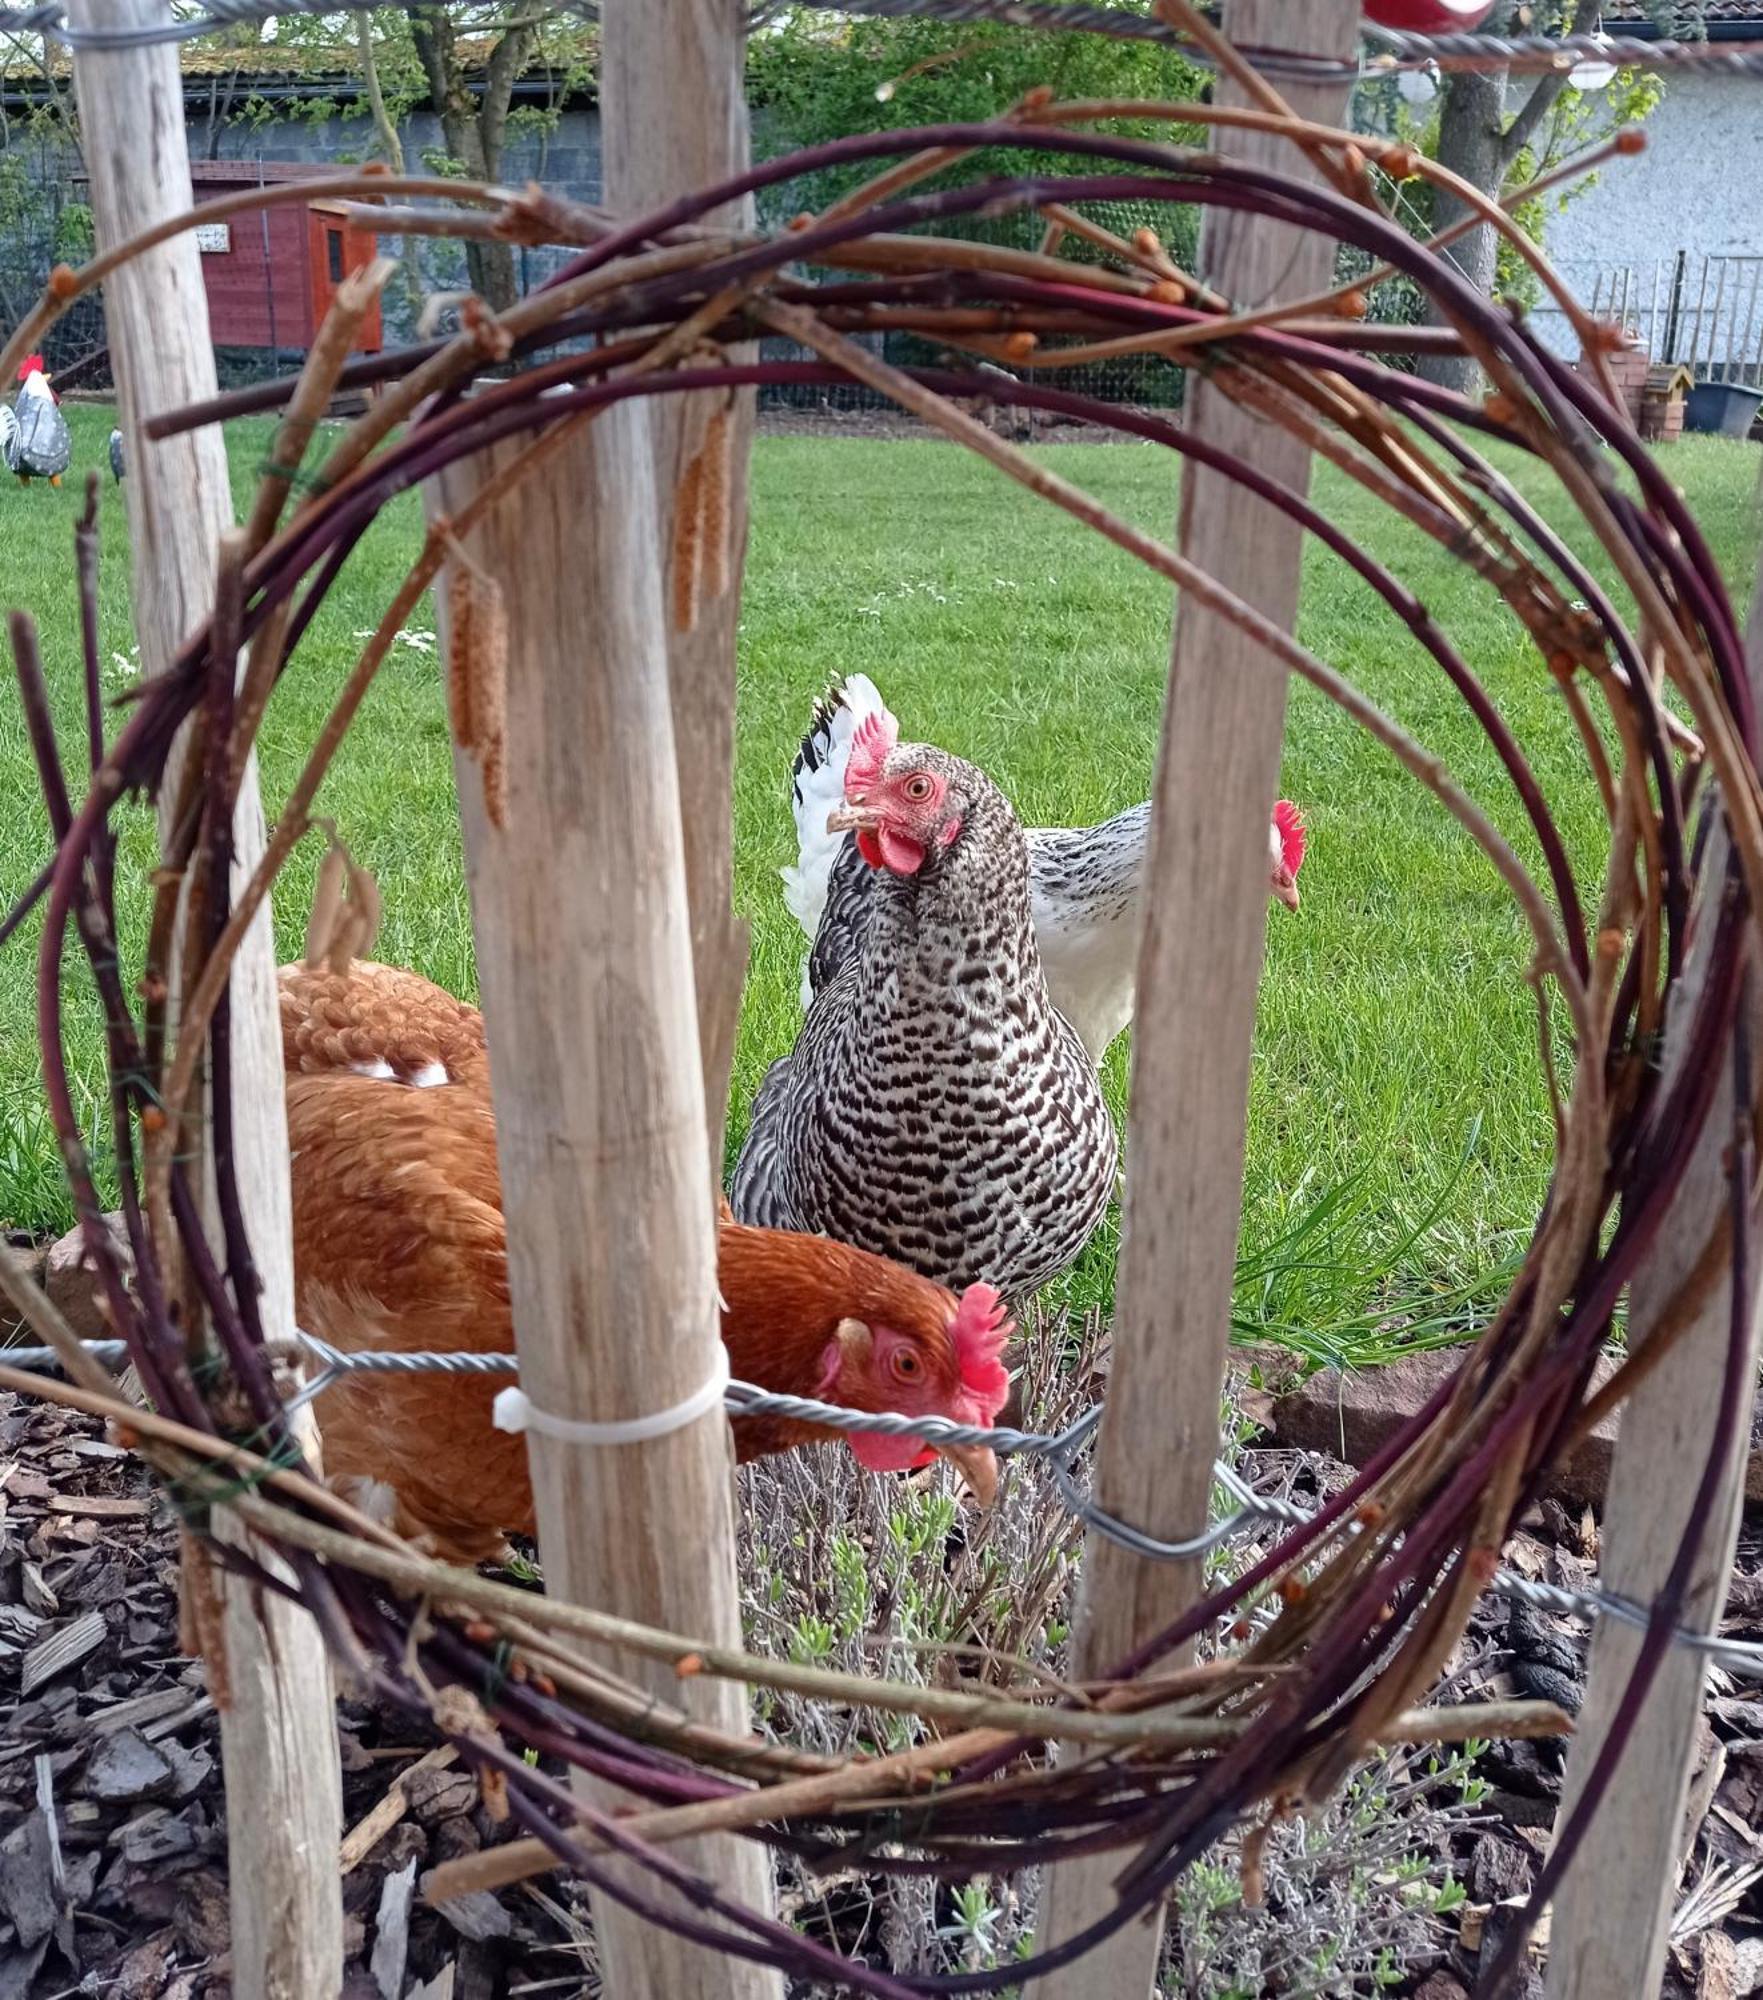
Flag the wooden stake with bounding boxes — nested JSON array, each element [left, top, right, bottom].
[[429, 404, 780, 2000], [1546, 563, 1763, 2000], [1031, 5, 1358, 1988], [601, 0, 755, 1176], [68, 2, 342, 1993]]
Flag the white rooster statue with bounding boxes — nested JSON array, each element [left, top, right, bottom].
[[7, 355, 72, 486], [782, 676, 1307, 1061]]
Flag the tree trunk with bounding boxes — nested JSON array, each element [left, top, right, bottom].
[[407, 4, 528, 311], [1419, 58, 1508, 394]]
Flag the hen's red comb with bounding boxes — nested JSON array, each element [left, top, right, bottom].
[[949, 1282, 1012, 1423], [18, 355, 45, 380], [845, 706, 898, 798], [1274, 799, 1307, 878]]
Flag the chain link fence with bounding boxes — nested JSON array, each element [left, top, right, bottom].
[[0, 141, 1429, 425]]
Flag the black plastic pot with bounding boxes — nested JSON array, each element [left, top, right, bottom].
[[1684, 381, 1763, 438]]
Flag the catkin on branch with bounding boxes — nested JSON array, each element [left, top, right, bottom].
[[445, 562, 509, 832], [671, 448, 708, 635], [698, 402, 733, 603], [346, 862, 383, 963]]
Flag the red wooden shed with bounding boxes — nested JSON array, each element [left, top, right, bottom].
[[183, 160, 383, 356]]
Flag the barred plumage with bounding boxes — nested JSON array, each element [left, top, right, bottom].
[[734, 739, 1118, 1298]]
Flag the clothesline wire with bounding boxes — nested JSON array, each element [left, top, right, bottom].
[[5, 1330, 1759, 1682]]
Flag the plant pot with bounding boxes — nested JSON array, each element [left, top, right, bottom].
[[1684, 381, 1763, 438]]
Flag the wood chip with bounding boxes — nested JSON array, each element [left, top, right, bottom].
[[45, 1493, 149, 1519], [433, 1889, 512, 1943], [141, 1693, 212, 1743], [83, 1684, 198, 1739], [0, 1813, 56, 1949], [340, 1744, 458, 1874], [20, 1610, 105, 1696], [68, 1438, 126, 1460], [369, 1858, 416, 2000], [0, 1605, 44, 1649], [1698, 1928, 1739, 2000], [84, 1728, 175, 1804]]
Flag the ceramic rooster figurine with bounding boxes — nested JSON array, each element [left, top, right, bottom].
[[7, 356, 71, 486]]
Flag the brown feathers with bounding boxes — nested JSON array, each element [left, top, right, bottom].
[[283, 960, 1001, 1560], [279, 959, 489, 1090]]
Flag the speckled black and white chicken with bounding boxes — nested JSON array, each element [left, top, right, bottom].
[[783, 676, 1306, 1061], [732, 707, 1119, 1298]]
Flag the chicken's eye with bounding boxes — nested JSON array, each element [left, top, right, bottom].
[[902, 774, 935, 804], [890, 1348, 922, 1381]]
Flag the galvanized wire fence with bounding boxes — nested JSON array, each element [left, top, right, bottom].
[[8, 1329, 1762, 1682]]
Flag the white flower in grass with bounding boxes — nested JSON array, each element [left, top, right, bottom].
[[351, 628, 439, 653]]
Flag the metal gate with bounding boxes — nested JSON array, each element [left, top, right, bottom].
[[1589, 252, 1763, 385]]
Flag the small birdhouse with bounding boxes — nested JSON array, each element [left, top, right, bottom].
[[1641, 362, 1695, 444]]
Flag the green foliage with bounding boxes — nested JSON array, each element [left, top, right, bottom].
[[745, 10, 1206, 223], [52, 201, 93, 263]]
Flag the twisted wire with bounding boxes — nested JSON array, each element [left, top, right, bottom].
[[7, 1332, 1758, 1679], [3, 0, 1761, 80]]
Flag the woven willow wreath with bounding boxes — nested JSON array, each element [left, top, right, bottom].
[[0, 74, 1755, 1999]]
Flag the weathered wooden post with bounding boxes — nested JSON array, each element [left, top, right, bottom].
[[68, 1, 343, 1991], [601, 0, 755, 1172], [431, 401, 779, 2000], [1032, 4, 1358, 1988], [430, 16, 773, 1983], [1546, 561, 1763, 1998]]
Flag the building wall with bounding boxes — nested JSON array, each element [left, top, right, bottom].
[[1527, 69, 1763, 360], [197, 103, 605, 203], [192, 103, 606, 339]]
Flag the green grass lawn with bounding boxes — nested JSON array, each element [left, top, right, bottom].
[[2, 402, 1757, 1363]]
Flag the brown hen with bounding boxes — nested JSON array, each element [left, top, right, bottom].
[[281, 963, 1010, 1562]]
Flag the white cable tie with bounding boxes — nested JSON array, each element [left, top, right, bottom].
[[491, 1344, 731, 1446]]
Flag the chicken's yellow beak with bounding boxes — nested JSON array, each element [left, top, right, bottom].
[[938, 1441, 999, 1507]]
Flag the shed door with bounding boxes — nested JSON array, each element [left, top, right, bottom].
[[306, 208, 383, 353], [309, 211, 348, 328]]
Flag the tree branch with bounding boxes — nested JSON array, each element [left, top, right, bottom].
[[357, 11, 406, 173], [406, 4, 452, 120], [478, 15, 537, 176], [1500, 0, 1600, 171]]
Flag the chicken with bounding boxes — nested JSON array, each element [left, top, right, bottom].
[[280, 958, 489, 1089], [732, 710, 1119, 1298], [784, 676, 1307, 1060], [279, 961, 1009, 1562], [109, 429, 124, 484], [7, 356, 70, 486]]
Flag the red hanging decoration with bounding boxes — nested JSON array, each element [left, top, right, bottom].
[[1363, 0, 1498, 29]]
